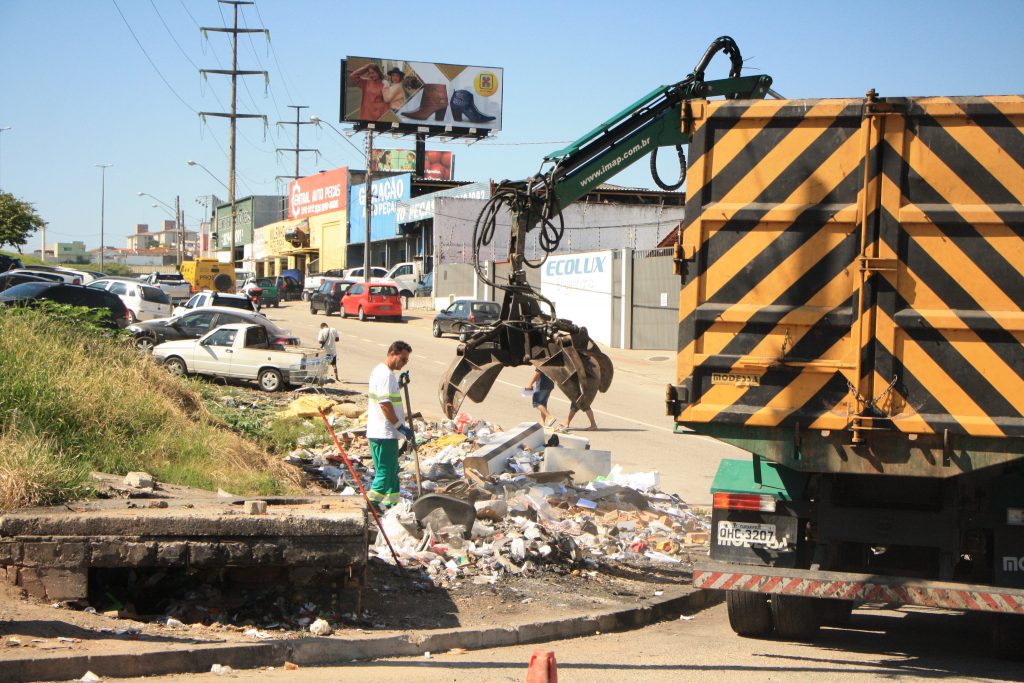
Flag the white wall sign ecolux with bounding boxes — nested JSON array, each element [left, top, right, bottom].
[[540, 250, 614, 346]]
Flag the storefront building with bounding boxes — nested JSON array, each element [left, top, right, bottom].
[[213, 195, 286, 268]]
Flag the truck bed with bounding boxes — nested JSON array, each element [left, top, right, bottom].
[[671, 95, 1024, 475]]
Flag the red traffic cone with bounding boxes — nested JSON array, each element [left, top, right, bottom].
[[526, 649, 558, 683]]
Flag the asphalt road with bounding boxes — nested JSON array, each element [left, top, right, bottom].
[[260, 299, 748, 506], [121, 602, 1021, 682]]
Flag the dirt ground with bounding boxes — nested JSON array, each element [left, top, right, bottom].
[[0, 383, 706, 661]]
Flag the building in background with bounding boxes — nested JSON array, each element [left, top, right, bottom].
[[214, 195, 286, 268], [53, 241, 88, 264], [126, 221, 198, 256], [126, 224, 156, 251]]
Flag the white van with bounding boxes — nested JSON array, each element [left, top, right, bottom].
[[88, 277, 172, 323]]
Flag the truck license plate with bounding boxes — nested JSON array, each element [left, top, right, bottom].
[[717, 521, 776, 545]]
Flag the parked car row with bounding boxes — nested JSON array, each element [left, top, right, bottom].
[[129, 306, 298, 353], [308, 278, 403, 321], [88, 277, 171, 322], [0, 282, 130, 328]]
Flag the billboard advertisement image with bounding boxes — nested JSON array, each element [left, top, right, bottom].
[[341, 57, 502, 132], [369, 149, 454, 180]]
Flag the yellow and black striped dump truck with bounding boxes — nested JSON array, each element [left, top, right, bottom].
[[678, 93, 1024, 649]]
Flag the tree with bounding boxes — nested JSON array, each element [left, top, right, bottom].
[[0, 192, 46, 252]]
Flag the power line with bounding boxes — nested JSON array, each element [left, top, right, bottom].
[[110, 0, 196, 113], [252, 1, 296, 104]]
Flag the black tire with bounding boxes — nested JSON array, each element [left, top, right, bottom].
[[819, 599, 854, 626], [257, 368, 284, 392], [213, 273, 233, 292], [458, 325, 469, 342], [341, 305, 349, 319], [771, 595, 821, 641], [358, 306, 367, 322], [164, 357, 188, 377], [432, 321, 442, 337], [309, 301, 317, 314], [126, 310, 137, 324], [134, 335, 158, 354], [992, 614, 1024, 659], [726, 591, 773, 637]]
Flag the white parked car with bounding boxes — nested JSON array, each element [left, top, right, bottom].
[[342, 266, 388, 280], [172, 290, 258, 317], [88, 277, 172, 322], [153, 323, 325, 392], [9, 267, 85, 285], [141, 272, 192, 303]]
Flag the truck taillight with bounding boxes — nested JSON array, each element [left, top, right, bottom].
[[469, 313, 476, 323], [713, 492, 777, 513]]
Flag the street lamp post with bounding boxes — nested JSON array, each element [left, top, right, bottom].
[[96, 164, 112, 270]]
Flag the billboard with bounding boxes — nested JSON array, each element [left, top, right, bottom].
[[341, 57, 502, 133], [349, 173, 412, 244], [369, 149, 454, 180], [288, 167, 348, 220]]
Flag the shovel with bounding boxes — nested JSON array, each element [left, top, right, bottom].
[[398, 370, 423, 497]]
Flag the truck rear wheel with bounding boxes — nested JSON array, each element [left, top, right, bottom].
[[992, 614, 1024, 659], [726, 591, 773, 637], [819, 598, 854, 626], [771, 595, 821, 641]]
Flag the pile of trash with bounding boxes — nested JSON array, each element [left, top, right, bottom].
[[278, 398, 710, 586]]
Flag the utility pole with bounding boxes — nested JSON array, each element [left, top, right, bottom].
[[363, 131, 374, 283], [175, 195, 183, 267], [96, 164, 112, 271], [276, 105, 317, 187], [199, 0, 267, 270]]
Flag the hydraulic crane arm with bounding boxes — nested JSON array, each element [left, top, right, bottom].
[[439, 37, 773, 419]]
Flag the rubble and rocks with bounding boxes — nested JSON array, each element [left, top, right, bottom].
[[278, 407, 711, 590]]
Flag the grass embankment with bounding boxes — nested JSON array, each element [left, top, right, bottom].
[[0, 307, 303, 511]]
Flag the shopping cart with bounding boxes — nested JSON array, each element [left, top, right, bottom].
[[292, 351, 333, 394]]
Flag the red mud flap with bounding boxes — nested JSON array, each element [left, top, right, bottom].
[[694, 560, 1024, 614]]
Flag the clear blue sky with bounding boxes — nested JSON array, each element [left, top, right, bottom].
[[1, 0, 1022, 252]]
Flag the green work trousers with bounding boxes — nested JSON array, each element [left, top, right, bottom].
[[368, 438, 401, 509]]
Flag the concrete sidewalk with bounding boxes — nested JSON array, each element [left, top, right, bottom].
[[2, 586, 722, 682]]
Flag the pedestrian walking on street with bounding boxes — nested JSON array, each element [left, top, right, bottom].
[[366, 341, 414, 512], [317, 322, 340, 381], [525, 369, 560, 428]]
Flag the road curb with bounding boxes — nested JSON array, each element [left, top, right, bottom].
[[4, 587, 722, 681]]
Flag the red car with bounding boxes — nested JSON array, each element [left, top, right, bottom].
[[341, 281, 403, 321]]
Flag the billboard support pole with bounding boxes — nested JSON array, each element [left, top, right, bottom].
[[364, 130, 374, 283], [415, 134, 425, 178]]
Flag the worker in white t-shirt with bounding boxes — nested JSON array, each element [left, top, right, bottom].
[[317, 322, 340, 381], [365, 341, 413, 511]]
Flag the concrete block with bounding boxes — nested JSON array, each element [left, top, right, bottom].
[[20, 541, 59, 567], [0, 541, 22, 565], [541, 448, 611, 483], [464, 422, 545, 476], [124, 471, 155, 489], [38, 567, 88, 601], [154, 542, 187, 565], [244, 500, 268, 515]]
